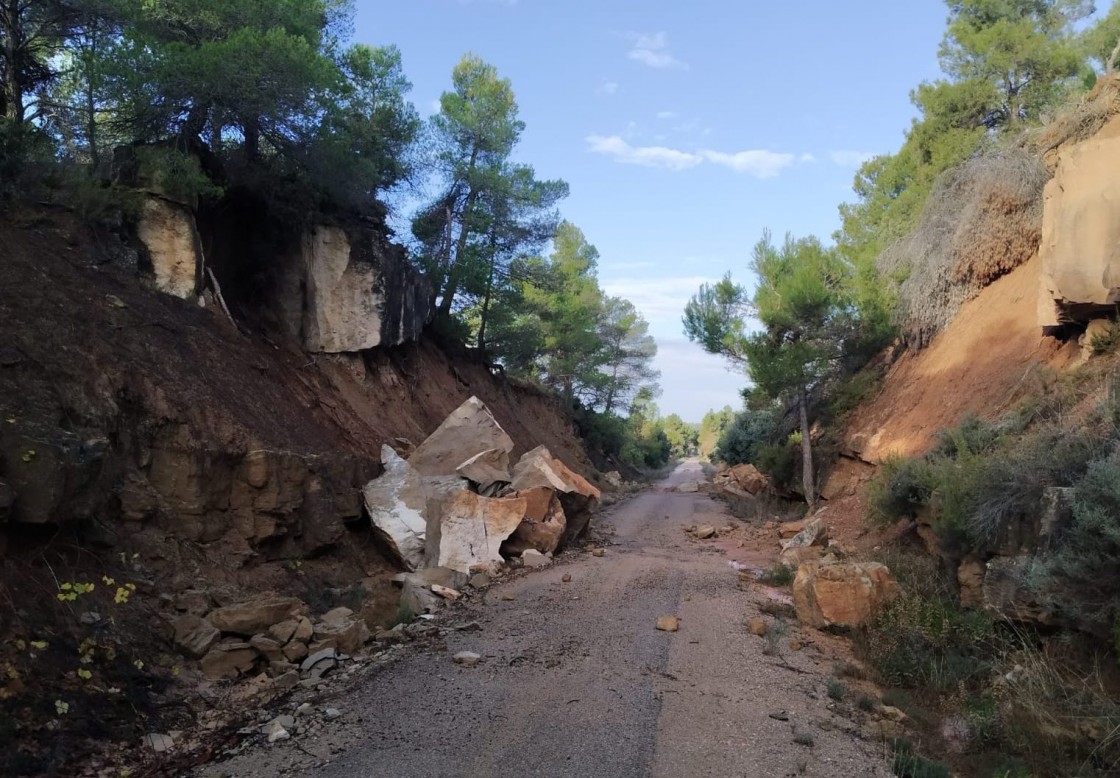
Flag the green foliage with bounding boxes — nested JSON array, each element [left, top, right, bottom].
[[715, 408, 776, 466], [698, 406, 735, 459], [891, 740, 952, 778], [826, 678, 847, 701], [755, 440, 797, 490], [134, 147, 223, 204], [661, 414, 697, 458], [862, 590, 999, 691], [1040, 449, 1120, 637], [867, 456, 934, 524], [756, 563, 796, 587], [1083, 1, 1120, 72], [856, 694, 878, 712]]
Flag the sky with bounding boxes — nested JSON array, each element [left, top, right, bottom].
[[354, 0, 951, 421]]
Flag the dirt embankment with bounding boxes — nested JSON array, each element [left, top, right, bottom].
[[0, 209, 598, 775]]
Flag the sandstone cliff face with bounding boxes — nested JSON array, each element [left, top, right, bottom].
[[1038, 114, 1120, 328], [279, 224, 431, 354]]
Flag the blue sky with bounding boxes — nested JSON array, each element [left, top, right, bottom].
[[355, 0, 951, 421]]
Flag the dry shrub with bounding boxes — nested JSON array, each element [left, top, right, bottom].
[[878, 150, 1047, 346], [1033, 73, 1120, 154]]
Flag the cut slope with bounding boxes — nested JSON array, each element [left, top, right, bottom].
[[844, 255, 1078, 463]]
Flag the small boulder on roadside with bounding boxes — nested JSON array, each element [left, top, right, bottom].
[[792, 561, 899, 629], [780, 518, 828, 551], [694, 525, 717, 540], [172, 614, 220, 659], [656, 615, 680, 632], [453, 651, 482, 666], [200, 641, 259, 680], [748, 617, 769, 636], [208, 597, 308, 636]]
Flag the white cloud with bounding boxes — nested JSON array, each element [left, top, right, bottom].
[[656, 110, 678, 119], [427, 98, 442, 116], [585, 135, 703, 171], [700, 149, 796, 179], [601, 274, 718, 328], [595, 81, 619, 96], [829, 150, 877, 167], [800, 152, 817, 163], [627, 32, 688, 70], [651, 340, 746, 420]]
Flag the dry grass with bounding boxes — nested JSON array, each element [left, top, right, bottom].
[[1033, 73, 1120, 154], [878, 150, 1048, 346]]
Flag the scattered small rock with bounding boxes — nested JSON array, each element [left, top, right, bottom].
[[521, 549, 551, 568], [296, 703, 313, 715], [469, 572, 492, 589], [561, 573, 572, 583], [431, 584, 462, 601], [694, 525, 716, 540], [789, 639, 803, 652], [324, 708, 342, 721], [266, 721, 290, 743], [768, 711, 790, 722], [656, 615, 680, 632], [748, 617, 768, 637], [591, 548, 605, 558], [453, 651, 482, 667]]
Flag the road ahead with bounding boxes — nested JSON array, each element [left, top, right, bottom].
[[201, 460, 889, 778]]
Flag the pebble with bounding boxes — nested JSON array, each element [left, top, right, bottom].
[[453, 651, 482, 667]]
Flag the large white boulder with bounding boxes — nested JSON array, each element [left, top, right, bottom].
[[410, 397, 514, 478], [509, 446, 600, 545], [136, 196, 201, 299], [437, 491, 527, 574]]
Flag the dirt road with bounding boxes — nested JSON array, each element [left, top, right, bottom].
[[200, 460, 890, 778]]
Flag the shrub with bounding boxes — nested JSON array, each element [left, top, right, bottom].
[[756, 563, 795, 587], [891, 740, 952, 778], [714, 409, 775, 466], [1039, 449, 1120, 637], [867, 455, 934, 525], [826, 678, 847, 701], [754, 440, 796, 491]]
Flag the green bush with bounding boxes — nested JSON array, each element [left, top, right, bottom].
[[714, 408, 775, 466], [1039, 449, 1120, 638], [867, 455, 935, 524], [756, 563, 795, 587], [755, 440, 796, 490], [891, 740, 952, 778]]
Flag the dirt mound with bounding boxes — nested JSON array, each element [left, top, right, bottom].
[[844, 255, 1078, 463]]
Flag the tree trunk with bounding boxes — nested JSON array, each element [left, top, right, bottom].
[[438, 182, 477, 317], [799, 388, 815, 508], [2, 0, 24, 123], [437, 146, 480, 318], [476, 251, 496, 351]]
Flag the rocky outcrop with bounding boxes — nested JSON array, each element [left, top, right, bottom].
[[1038, 115, 1120, 328], [278, 224, 431, 353], [793, 561, 899, 629], [136, 196, 202, 299]]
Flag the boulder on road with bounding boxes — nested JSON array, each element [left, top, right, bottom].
[[510, 446, 600, 546], [438, 491, 528, 574], [409, 397, 514, 478], [729, 464, 770, 495], [363, 445, 463, 571], [456, 448, 511, 497], [503, 487, 567, 556], [793, 561, 899, 629]]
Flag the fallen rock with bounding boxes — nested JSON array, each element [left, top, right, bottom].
[[748, 617, 769, 637], [729, 464, 769, 494], [656, 615, 680, 632], [266, 720, 290, 743], [694, 525, 716, 540], [453, 651, 482, 666], [469, 572, 492, 589], [410, 397, 514, 477], [509, 446, 601, 545], [300, 647, 338, 679], [362, 445, 433, 571], [780, 546, 823, 567], [677, 482, 699, 493], [269, 619, 299, 645], [249, 634, 286, 663], [520, 549, 551, 568], [208, 597, 307, 636], [437, 491, 527, 574], [282, 641, 309, 662], [431, 584, 462, 601], [780, 518, 828, 551], [324, 708, 342, 721], [778, 520, 806, 539], [792, 562, 899, 629], [200, 642, 259, 680], [500, 593, 515, 601], [312, 616, 370, 655], [172, 614, 220, 659], [503, 487, 567, 556], [591, 548, 605, 558], [562, 573, 572, 583], [603, 471, 622, 488], [456, 448, 512, 496]]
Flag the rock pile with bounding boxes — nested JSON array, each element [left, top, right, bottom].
[[363, 396, 600, 577], [172, 596, 372, 682]]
